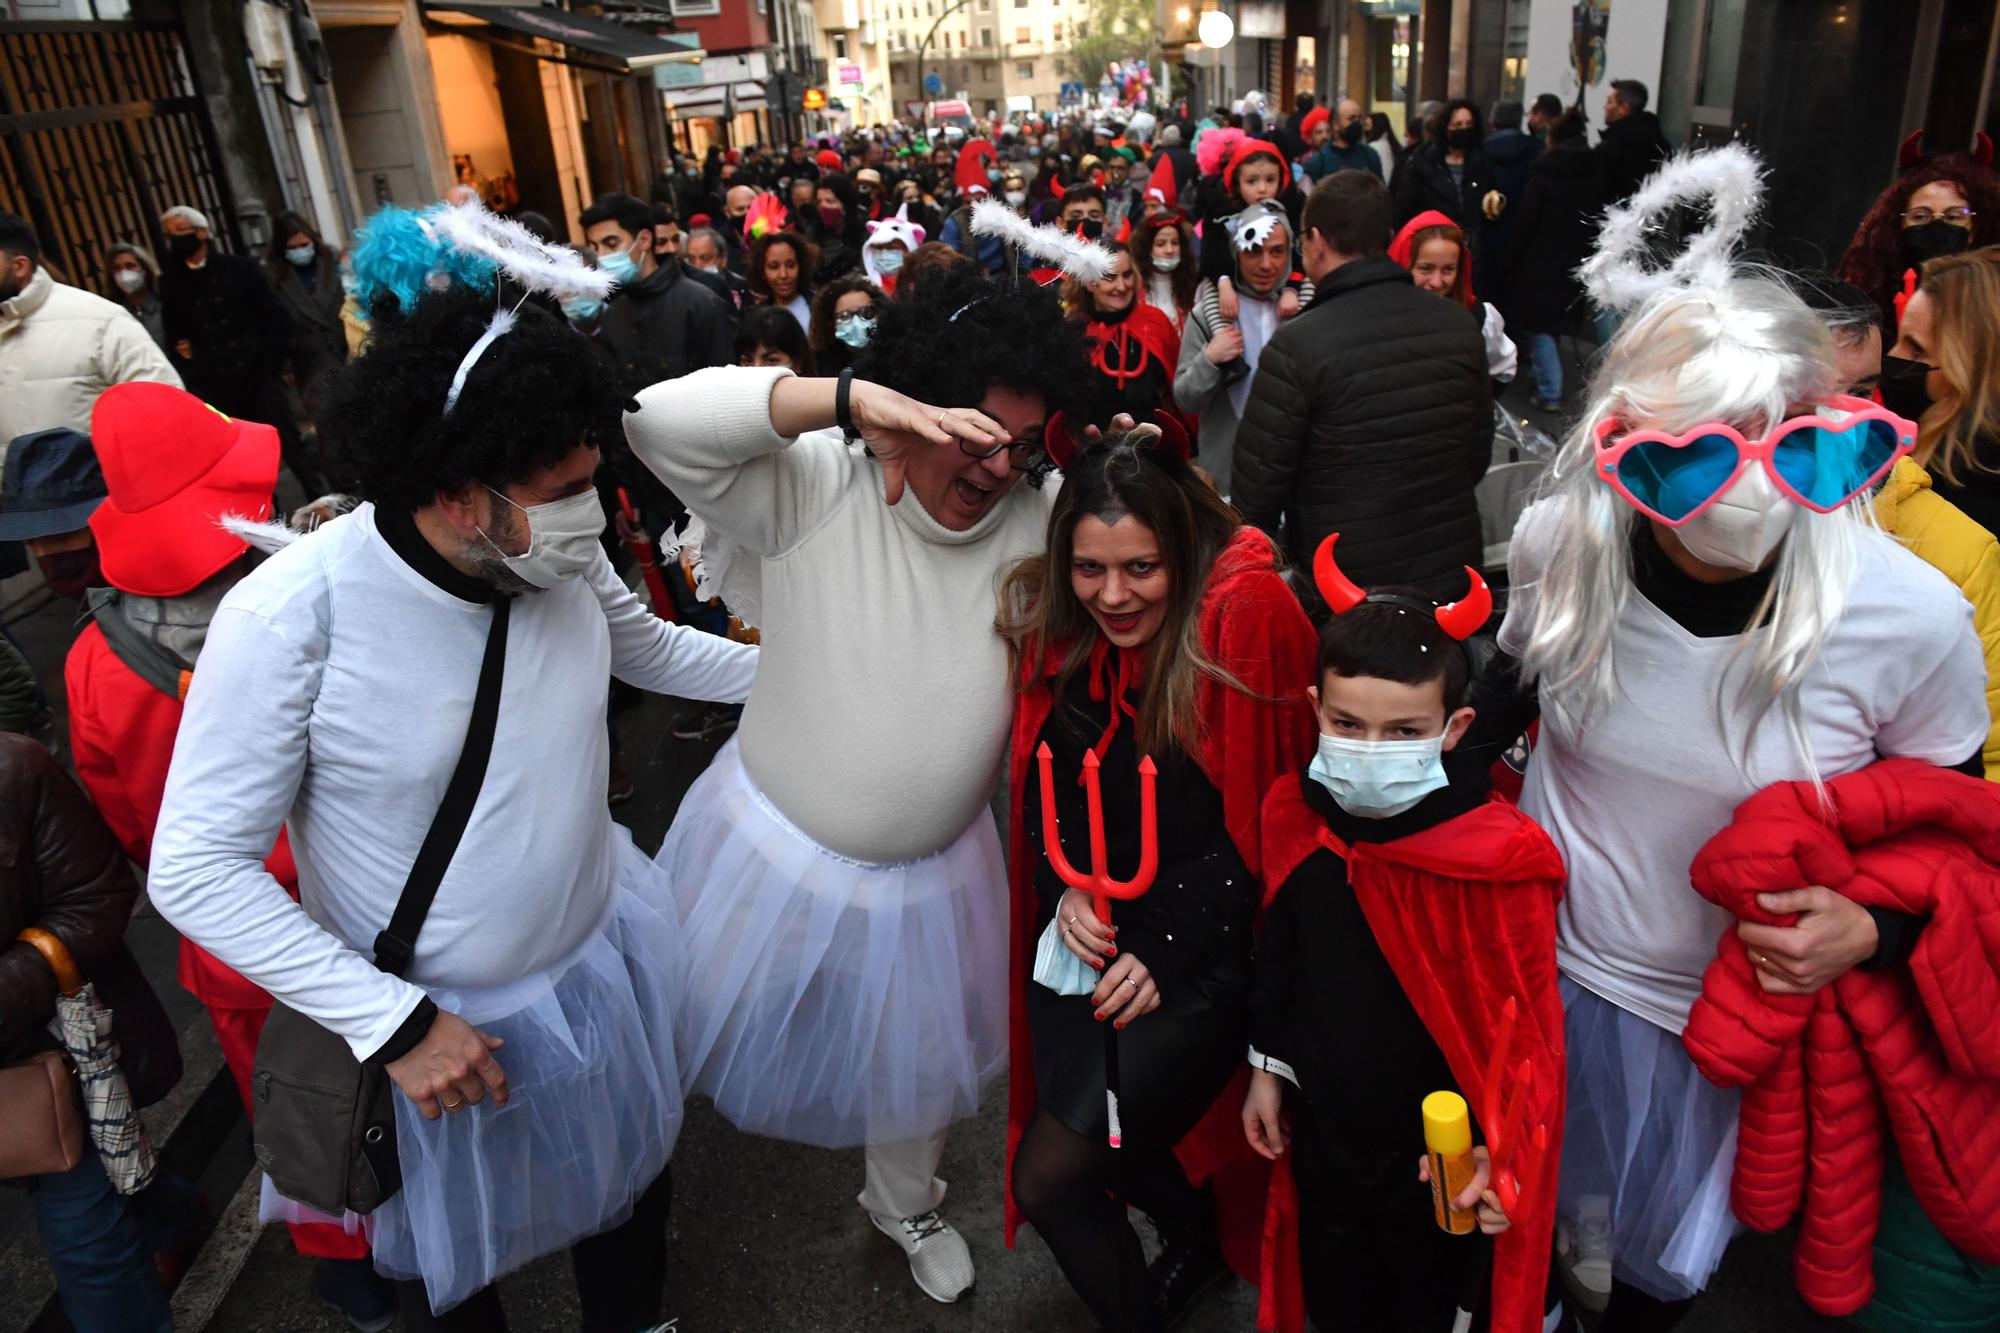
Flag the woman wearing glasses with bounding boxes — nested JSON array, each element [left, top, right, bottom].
[[1838, 153, 2000, 331], [1462, 270, 1987, 1330], [624, 263, 1088, 1305]]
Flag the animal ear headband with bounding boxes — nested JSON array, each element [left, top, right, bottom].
[[1579, 143, 1764, 315], [1313, 533, 1491, 640], [969, 197, 1116, 285], [428, 200, 615, 415]]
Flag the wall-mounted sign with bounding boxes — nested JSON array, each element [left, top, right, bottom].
[[839, 63, 863, 84], [802, 86, 828, 109]]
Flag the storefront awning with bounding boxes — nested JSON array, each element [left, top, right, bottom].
[[661, 81, 769, 119], [424, 3, 704, 75]]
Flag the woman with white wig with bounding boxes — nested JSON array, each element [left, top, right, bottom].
[[1465, 148, 1989, 1329]]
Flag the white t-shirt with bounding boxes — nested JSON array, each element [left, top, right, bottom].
[[1500, 502, 1988, 1033]]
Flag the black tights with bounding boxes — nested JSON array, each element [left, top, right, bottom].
[[1597, 1280, 1696, 1333], [1011, 1109, 1212, 1333], [397, 1166, 673, 1333]]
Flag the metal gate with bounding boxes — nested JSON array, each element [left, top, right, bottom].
[[0, 18, 240, 296]]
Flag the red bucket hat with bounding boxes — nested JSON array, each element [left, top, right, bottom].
[[88, 382, 280, 597]]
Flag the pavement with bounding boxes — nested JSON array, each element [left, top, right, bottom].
[[0, 388, 1842, 1330]]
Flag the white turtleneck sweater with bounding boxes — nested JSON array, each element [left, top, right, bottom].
[[627, 366, 1056, 863]]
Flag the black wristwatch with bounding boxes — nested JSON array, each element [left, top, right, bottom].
[[836, 367, 858, 443]]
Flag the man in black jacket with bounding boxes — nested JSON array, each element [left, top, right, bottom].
[[1231, 171, 1492, 601], [1595, 79, 1673, 204], [580, 193, 734, 396]]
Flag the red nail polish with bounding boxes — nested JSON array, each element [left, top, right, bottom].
[[1114, 1021, 1126, 1030], [1106, 945, 1117, 956], [1094, 1011, 1105, 1021]]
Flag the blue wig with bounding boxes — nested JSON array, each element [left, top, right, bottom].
[[347, 205, 496, 318]]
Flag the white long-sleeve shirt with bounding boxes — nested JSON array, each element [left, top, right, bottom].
[[148, 506, 757, 1059], [626, 365, 1056, 863]]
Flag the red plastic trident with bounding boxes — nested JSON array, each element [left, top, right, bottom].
[[1036, 741, 1159, 1147], [1481, 996, 1548, 1216]]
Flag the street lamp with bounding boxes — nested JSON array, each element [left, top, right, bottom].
[[1198, 8, 1234, 49], [913, 0, 976, 133]]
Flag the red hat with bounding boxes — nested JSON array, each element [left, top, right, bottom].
[[88, 382, 279, 597], [1300, 106, 1331, 139], [816, 148, 843, 171], [953, 139, 998, 197], [1222, 137, 1284, 197]]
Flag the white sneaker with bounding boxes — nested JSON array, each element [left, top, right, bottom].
[[869, 1208, 975, 1303]]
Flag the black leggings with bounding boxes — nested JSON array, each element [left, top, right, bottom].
[[396, 1166, 673, 1333], [1011, 1109, 1213, 1333], [1597, 1280, 1696, 1333]]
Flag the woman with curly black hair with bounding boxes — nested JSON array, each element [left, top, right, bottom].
[[625, 262, 1089, 1305], [746, 230, 819, 335], [152, 281, 759, 1328], [808, 275, 884, 378]]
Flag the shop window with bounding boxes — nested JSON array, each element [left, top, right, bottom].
[[1017, 60, 1033, 78]]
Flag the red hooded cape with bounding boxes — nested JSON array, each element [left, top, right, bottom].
[[1005, 526, 1319, 1299], [1390, 209, 1479, 308], [1256, 778, 1567, 1333]]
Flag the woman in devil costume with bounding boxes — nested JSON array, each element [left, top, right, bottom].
[[1466, 147, 1988, 1329], [1065, 244, 1187, 434], [996, 425, 1317, 1331]]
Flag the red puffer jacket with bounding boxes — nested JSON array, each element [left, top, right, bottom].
[[1681, 759, 2000, 1316]]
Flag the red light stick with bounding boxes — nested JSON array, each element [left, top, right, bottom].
[[617, 488, 676, 623]]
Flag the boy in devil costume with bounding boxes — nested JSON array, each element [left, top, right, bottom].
[[1245, 533, 1566, 1333]]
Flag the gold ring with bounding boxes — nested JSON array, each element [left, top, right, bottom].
[[1067, 913, 1079, 925], [441, 1095, 464, 1110], [1751, 951, 1768, 968]]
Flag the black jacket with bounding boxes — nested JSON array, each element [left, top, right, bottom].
[[159, 250, 293, 412], [681, 260, 746, 314], [269, 254, 347, 408], [0, 734, 179, 1108], [1504, 138, 1605, 333], [1595, 111, 1672, 205], [1231, 255, 1492, 598], [1392, 141, 1495, 242], [598, 258, 735, 395]]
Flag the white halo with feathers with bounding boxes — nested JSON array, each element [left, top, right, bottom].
[[429, 200, 616, 414], [969, 198, 1116, 285], [1580, 143, 1765, 315]]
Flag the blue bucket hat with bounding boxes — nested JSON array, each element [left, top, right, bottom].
[[0, 428, 108, 541]]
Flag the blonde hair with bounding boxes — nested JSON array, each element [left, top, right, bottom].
[[1913, 245, 2000, 486]]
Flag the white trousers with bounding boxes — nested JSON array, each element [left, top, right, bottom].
[[857, 1129, 949, 1221]]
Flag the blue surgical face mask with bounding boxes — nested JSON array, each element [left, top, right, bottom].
[[835, 312, 877, 348], [1306, 731, 1449, 819], [285, 244, 316, 267], [561, 295, 603, 324], [872, 246, 906, 275], [598, 247, 640, 285]]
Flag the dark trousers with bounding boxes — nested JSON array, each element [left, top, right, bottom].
[[1291, 1098, 1482, 1333], [397, 1166, 673, 1333]]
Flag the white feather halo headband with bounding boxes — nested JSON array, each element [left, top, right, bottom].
[[1580, 143, 1765, 315], [969, 198, 1116, 285], [429, 200, 616, 414]]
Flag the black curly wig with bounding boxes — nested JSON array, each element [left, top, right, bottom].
[[852, 263, 1089, 418], [318, 285, 631, 512]]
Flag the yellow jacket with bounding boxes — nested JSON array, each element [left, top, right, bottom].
[[1875, 457, 2000, 780]]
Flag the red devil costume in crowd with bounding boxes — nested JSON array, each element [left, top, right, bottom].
[[1250, 535, 1566, 1333], [1682, 759, 2000, 1316], [1003, 459, 1318, 1318]]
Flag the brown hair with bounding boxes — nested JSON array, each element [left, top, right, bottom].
[[897, 240, 971, 297], [808, 275, 883, 364], [1404, 222, 1471, 307], [1302, 170, 1393, 258], [1132, 213, 1198, 315], [997, 431, 1245, 758], [1912, 245, 2000, 485]]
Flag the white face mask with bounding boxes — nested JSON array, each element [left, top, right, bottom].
[[1307, 731, 1450, 819], [113, 268, 147, 294], [1153, 255, 1181, 273], [1674, 464, 1798, 573], [1005, 190, 1029, 207], [479, 486, 605, 590]]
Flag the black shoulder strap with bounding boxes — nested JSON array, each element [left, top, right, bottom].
[[371, 596, 511, 979], [85, 588, 187, 700]]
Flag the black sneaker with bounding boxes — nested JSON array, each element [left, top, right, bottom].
[[1148, 1228, 1230, 1331], [313, 1256, 395, 1333], [671, 702, 742, 742]]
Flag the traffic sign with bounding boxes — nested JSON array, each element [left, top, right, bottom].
[[925, 71, 943, 94]]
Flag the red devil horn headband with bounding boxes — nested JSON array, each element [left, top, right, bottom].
[[1312, 533, 1492, 641]]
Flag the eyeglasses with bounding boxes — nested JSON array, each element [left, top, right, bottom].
[[1902, 206, 1977, 228], [1591, 396, 1915, 524], [959, 435, 1048, 472]]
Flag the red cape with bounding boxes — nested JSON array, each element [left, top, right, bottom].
[[1005, 526, 1318, 1303], [1258, 776, 1567, 1333]]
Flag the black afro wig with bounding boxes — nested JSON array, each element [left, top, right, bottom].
[[318, 284, 631, 512], [854, 263, 1088, 417]]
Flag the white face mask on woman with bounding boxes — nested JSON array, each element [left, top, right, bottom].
[[479, 486, 606, 590], [113, 268, 147, 294], [1674, 464, 1798, 573]]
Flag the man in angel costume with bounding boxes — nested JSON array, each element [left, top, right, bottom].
[[626, 217, 1107, 1301], [149, 205, 758, 1330], [1466, 148, 1987, 1326]]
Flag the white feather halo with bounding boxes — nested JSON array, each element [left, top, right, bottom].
[[431, 199, 615, 303], [970, 198, 1116, 285], [1580, 143, 1765, 315]]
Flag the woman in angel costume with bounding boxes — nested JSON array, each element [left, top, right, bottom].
[[1465, 147, 1987, 1328], [625, 210, 1112, 1302]]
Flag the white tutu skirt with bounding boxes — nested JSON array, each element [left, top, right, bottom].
[[1558, 976, 1741, 1302], [261, 836, 685, 1314], [661, 737, 1007, 1148]]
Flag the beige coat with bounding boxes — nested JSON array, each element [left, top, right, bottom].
[[0, 267, 180, 461]]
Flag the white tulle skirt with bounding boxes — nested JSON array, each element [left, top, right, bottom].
[[260, 834, 685, 1315], [660, 737, 1007, 1148], [1557, 976, 1742, 1302]]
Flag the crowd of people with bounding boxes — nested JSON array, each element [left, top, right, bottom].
[[4, 80, 2000, 1333]]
